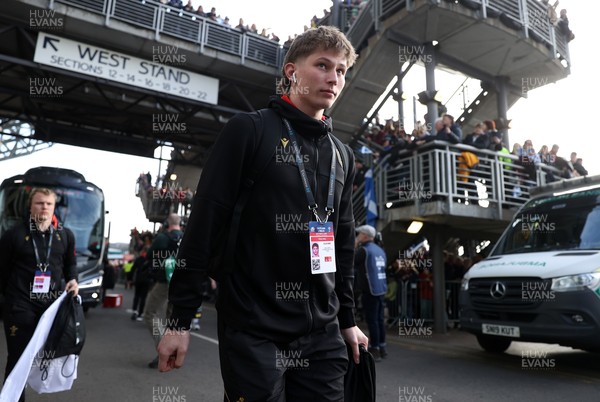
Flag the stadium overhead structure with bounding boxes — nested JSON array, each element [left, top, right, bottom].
[[326, 0, 572, 146], [0, 119, 52, 161], [0, 0, 288, 167]]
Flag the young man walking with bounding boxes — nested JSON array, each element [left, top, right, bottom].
[[0, 188, 79, 402], [158, 26, 368, 401]]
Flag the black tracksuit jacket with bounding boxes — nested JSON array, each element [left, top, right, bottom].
[[0, 220, 77, 312], [168, 96, 357, 343]]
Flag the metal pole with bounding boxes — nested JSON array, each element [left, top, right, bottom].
[[425, 43, 438, 133], [397, 74, 404, 129], [401, 280, 408, 320], [331, 0, 341, 29], [432, 227, 446, 333], [413, 95, 417, 129], [156, 144, 163, 188], [496, 76, 509, 148]]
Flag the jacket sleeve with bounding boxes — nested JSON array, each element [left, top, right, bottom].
[[446, 130, 461, 144], [335, 145, 357, 329], [0, 230, 14, 295], [168, 113, 258, 330], [62, 229, 78, 282], [476, 135, 491, 150]]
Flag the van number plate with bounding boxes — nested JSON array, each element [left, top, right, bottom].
[[482, 324, 520, 338]]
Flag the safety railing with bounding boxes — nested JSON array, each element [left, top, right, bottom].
[[49, 0, 284, 68], [111, 0, 157, 29], [378, 141, 561, 214], [347, 141, 562, 227], [341, 0, 570, 65], [161, 7, 203, 42], [489, 0, 521, 24], [381, 0, 408, 20], [523, 0, 553, 43], [45, 0, 570, 70], [355, 278, 462, 328], [54, 0, 104, 13]]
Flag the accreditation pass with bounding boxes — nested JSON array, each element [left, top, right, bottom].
[[32, 270, 51, 293], [309, 221, 336, 274]]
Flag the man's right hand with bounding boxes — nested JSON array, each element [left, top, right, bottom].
[[157, 329, 190, 372]]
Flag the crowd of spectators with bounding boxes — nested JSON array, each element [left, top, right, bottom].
[[541, 0, 575, 41], [136, 172, 194, 218], [146, 0, 574, 54], [154, 0, 316, 45], [356, 113, 586, 187], [379, 247, 484, 326], [511, 141, 587, 182]]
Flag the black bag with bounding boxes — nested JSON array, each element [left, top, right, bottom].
[[43, 292, 86, 360], [344, 344, 376, 402]]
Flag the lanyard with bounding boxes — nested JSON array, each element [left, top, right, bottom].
[[281, 117, 336, 223], [31, 226, 53, 272]]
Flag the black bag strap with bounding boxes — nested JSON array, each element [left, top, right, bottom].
[[222, 109, 281, 274], [330, 134, 350, 183]]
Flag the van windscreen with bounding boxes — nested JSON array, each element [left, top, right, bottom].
[[492, 191, 600, 255]]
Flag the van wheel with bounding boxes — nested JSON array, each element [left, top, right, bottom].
[[476, 335, 511, 353]]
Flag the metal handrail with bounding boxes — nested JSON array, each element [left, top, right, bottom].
[[374, 141, 563, 217], [51, 0, 284, 68], [45, 0, 570, 70], [338, 0, 569, 65]]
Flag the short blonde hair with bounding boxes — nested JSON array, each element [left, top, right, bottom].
[[279, 26, 357, 94], [28, 187, 57, 207]]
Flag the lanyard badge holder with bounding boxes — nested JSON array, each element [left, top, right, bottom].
[[31, 227, 53, 293], [283, 118, 337, 274]]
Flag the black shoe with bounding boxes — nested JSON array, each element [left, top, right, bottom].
[[130, 312, 137, 321], [147, 356, 159, 369], [380, 347, 388, 359]]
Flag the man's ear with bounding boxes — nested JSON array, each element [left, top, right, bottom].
[[283, 63, 296, 81]]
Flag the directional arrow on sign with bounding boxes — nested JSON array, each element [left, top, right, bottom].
[[42, 36, 60, 51]]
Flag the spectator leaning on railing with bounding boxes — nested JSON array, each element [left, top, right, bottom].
[[557, 9, 575, 41], [463, 122, 490, 150]]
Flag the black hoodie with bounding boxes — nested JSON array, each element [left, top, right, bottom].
[[0, 218, 77, 311], [168, 96, 357, 342]]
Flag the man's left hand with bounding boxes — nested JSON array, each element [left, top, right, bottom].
[[65, 279, 79, 296], [341, 326, 368, 364]]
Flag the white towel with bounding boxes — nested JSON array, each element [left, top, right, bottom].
[[0, 292, 66, 402]]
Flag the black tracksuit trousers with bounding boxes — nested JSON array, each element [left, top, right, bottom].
[[3, 303, 43, 402], [219, 319, 348, 402]]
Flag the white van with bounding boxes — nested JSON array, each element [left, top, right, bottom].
[[459, 175, 600, 353]]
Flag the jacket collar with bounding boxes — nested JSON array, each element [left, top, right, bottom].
[[268, 95, 333, 139]]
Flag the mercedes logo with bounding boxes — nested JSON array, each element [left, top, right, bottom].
[[490, 281, 507, 299]]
